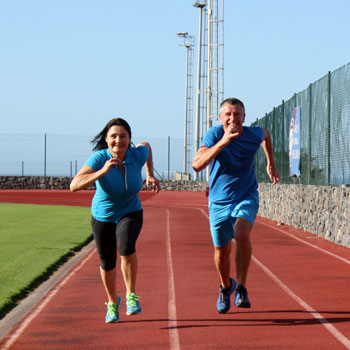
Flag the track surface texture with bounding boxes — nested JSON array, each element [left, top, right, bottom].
[[0, 190, 349, 350]]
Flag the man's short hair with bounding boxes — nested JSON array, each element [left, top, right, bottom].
[[220, 98, 245, 112]]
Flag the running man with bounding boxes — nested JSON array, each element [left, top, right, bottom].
[[192, 97, 280, 313]]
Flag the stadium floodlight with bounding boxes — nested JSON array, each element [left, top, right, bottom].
[[176, 32, 188, 37], [193, 1, 206, 8]]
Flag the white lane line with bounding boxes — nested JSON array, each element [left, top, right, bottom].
[[200, 208, 350, 349], [165, 209, 181, 350], [1, 247, 96, 350], [253, 256, 350, 350], [258, 221, 350, 265]]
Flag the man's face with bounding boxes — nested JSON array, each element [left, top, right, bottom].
[[219, 103, 245, 134]]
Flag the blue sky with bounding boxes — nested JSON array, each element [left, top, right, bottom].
[[1, 0, 349, 140]]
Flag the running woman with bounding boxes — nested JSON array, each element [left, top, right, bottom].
[[192, 98, 280, 313], [70, 118, 160, 323]]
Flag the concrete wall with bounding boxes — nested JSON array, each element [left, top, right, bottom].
[[1, 176, 349, 247]]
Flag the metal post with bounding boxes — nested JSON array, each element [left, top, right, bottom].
[[184, 47, 190, 173], [327, 71, 331, 185], [44, 133, 47, 177], [193, 1, 206, 181], [206, 0, 213, 182], [281, 100, 285, 181], [168, 136, 170, 180], [177, 32, 194, 175], [308, 83, 312, 184], [21, 161, 24, 176]]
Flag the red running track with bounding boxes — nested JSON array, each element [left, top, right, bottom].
[[0, 190, 349, 350]]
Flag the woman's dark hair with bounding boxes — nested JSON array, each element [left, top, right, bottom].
[[91, 118, 132, 151]]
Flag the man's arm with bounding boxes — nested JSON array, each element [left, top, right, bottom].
[[261, 128, 280, 185], [192, 143, 225, 172], [192, 126, 239, 172]]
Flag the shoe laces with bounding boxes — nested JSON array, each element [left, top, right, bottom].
[[105, 302, 118, 316], [127, 293, 140, 307]]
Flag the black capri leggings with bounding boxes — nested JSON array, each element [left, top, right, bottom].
[[91, 210, 143, 271]]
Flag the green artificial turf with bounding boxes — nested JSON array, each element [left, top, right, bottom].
[[0, 203, 92, 319]]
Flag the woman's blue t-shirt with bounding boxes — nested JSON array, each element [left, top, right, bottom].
[[202, 125, 264, 205], [85, 146, 149, 223]]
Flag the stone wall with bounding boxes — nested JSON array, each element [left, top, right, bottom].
[[0, 176, 207, 191], [0, 176, 74, 189], [258, 183, 350, 248], [1, 176, 349, 247], [155, 180, 207, 191]]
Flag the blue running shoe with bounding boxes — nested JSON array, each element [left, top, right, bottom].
[[216, 277, 237, 314], [126, 293, 142, 315], [105, 295, 121, 323], [234, 285, 251, 308]]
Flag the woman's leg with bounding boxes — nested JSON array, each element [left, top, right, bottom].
[[116, 211, 143, 295], [100, 267, 118, 303], [91, 217, 118, 302], [120, 252, 138, 295]]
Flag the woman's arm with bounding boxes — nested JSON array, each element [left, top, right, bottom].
[[70, 157, 120, 192], [137, 142, 160, 193]]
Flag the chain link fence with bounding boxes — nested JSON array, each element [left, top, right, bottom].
[[253, 62, 350, 186], [0, 134, 186, 180]]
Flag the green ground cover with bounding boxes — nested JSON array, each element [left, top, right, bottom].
[[0, 203, 92, 319]]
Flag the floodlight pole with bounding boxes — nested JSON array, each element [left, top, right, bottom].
[[177, 32, 194, 175], [193, 1, 206, 181]]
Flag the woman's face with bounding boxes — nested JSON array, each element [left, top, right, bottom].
[[105, 125, 130, 159]]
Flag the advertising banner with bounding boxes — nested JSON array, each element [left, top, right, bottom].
[[289, 106, 301, 176]]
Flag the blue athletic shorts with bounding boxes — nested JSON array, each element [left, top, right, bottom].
[[208, 192, 259, 247]]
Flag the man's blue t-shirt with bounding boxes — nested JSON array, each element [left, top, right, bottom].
[[85, 146, 149, 223], [202, 125, 265, 205]]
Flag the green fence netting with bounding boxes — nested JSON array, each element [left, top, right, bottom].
[[252, 62, 350, 186]]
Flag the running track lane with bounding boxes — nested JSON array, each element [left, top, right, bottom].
[[0, 190, 349, 349]]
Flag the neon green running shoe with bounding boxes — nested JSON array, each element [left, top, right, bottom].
[[105, 295, 121, 323], [126, 293, 142, 315]]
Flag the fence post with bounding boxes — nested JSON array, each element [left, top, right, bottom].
[[265, 113, 268, 182], [308, 83, 312, 184], [281, 100, 284, 182], [327, 71, 331, 185], [272, 107, 276, 151], [21, 161, 24, 176], [44, 133, 47, 177], [168, 136, 170, 180]]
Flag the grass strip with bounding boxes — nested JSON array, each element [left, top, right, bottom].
[[0, 203, 92, 319]]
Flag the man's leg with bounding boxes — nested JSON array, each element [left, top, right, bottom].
[[234, 218, 252, 308], [214, 241, 232, 289], [214, 240, 237, 313], [234, 218, 252, 286]]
